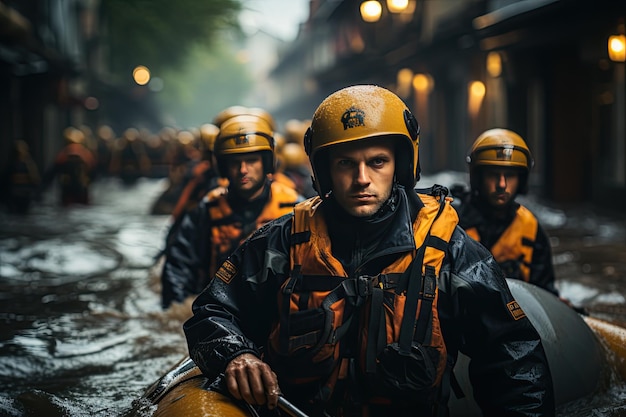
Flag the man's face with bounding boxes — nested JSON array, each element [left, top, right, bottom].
[[226, 153, 265, 200], [328, 138, 395, 217], [480, 166, 520, 208]]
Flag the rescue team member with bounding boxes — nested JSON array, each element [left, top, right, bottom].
[[163, 123, 221, 250], [161, 114, 303, 309], [184, 86, 555, 417], [452, 129, 559, 296], [42, 126, 96, 206]]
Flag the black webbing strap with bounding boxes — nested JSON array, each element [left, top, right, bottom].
[[414, 265, 436, 345], [280, 265, 301, 353], [290, 230, 311, 245], [290, 275, 345, 292], [397, 191, 450, 353], [397, 242, 427, 354], [365, 287, 386, 374]]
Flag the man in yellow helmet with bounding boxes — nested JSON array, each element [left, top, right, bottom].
[[453, 129, 559, 296], [161, 113, 303, 309], [183, 86, 554, 416]]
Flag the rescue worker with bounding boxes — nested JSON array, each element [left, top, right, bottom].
[[42, 126, 96, 206], [160, 113, 303, 309], [169, 123, 221, 222], [452, 128, 559, 296], [183, 85, 555, 417], [109, 127, 151, 184], [94, 125, 115, 178], [160, 123, 222, 249], [278, 141, 316, 198]]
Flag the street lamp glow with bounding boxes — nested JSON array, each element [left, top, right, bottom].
[[396, 67, 413, 97], [608, 35, 626, 62], [468, 81, 486, 117], [387, 0, 409, 13], [133, 65, 151, 85], [360, 1, 382, 23], [486, 51, 502, 77], [412, 73, 432, 93]]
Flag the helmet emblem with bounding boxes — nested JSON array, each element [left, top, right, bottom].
[[496, 146, 514, 160], [340, 107, 365, 130], [235, 134, 249, 145]]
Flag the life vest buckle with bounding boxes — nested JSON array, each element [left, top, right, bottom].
[[356, 274, 385, 297]]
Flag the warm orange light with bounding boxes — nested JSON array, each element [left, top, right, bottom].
[[486, 51, 502, 77], [387, 0, 409, 13], [360, 1, 382, 23], [608, 35, 626, 62], [412, 73, 433, 93], [396, 68, 414, 97], [133, 65, 151, 85], [468, 81, 486, 117]]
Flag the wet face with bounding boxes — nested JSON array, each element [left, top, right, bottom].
[[328, 138, 395, 217], [226, 153, 265, 200], [480, 166, 520, 208]]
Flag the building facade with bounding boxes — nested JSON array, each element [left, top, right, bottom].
[[266, 0, 626, 207]]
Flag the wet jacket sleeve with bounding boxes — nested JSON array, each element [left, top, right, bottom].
[[530, 224, 558, 296], [160, 201, 210, 309], [183, 214, 293, 380], [439, 227, 555, 417]]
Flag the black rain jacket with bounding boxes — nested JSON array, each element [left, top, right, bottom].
[[184, 186, 555, 417]]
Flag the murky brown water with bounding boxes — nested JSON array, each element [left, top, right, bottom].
[[0, 176, 625, 416]]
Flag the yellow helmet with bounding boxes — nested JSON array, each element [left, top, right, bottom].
[[283, 119, 308, 145], [176, 130, 195, 146], [97, 125, 115, 141], [64, 126, 85, 144], [199, 123, 220, 153], [466, 128, 534, 194], [246, 107, 276, 131], [304, 85, 420, 197], [280, 142, 310, 171], [214, 114, 275, 175], [212, 105, 249, 128], [123, 128, 140, 142]]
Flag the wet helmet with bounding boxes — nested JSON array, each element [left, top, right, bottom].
[[466, 128, 534, 194], [199, 123, 220, 153], [213, 114, 275, 176], [304, 84, 420, 198]]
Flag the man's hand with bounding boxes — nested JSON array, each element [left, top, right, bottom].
[[224, 353, 280, 409]]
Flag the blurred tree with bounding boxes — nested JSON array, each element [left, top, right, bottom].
[[158, 41, 253, 128], [101, 0, 242, 78]]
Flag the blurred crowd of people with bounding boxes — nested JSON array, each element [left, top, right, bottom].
[[0, 111, 315, 217]]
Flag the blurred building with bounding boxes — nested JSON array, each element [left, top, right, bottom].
[[266, 0, 626, 207], [0, 0, 162, 183], [0, 0, 91, 180]]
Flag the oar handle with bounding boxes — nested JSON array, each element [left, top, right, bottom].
[[277, 396, 309, 417]]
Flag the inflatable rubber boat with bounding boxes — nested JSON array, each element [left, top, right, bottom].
[[133, 279, 626, 417]]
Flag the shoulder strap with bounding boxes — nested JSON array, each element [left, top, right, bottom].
[[398, 188, 457, 352]]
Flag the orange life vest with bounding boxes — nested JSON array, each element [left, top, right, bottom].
[[171, 161, 213, 220], [465, 205, 537, 282], [268, 190, 458, 405], [206, 181, 299, 278]]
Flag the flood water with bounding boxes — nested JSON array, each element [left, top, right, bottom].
[[1, 175, 625, 417]]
